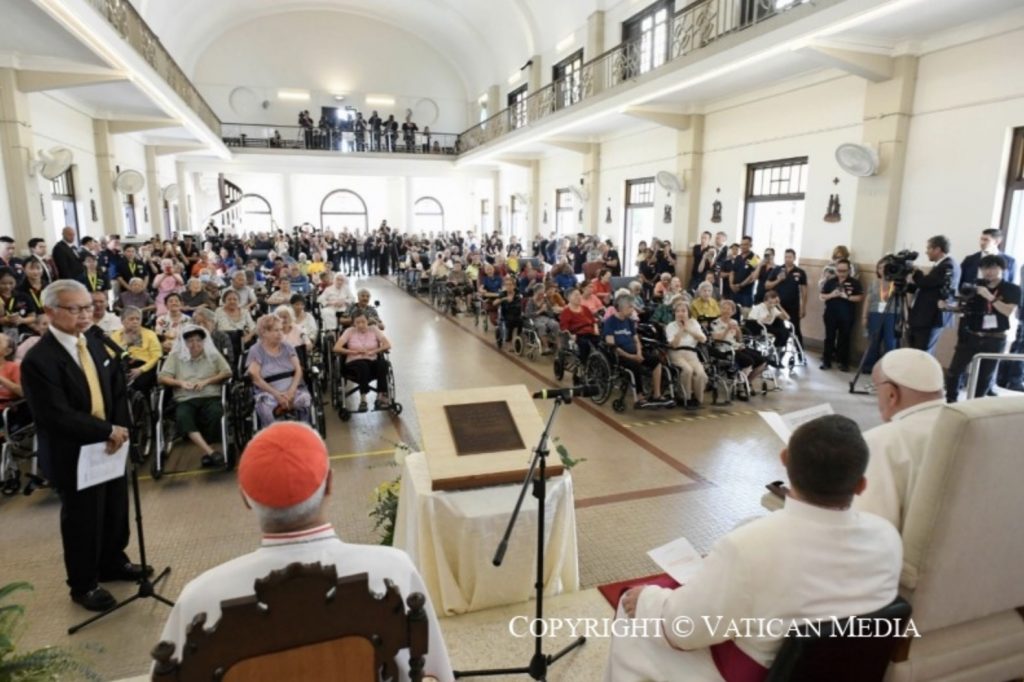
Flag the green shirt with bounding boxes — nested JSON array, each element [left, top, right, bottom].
[[159, 350, 231, 402]]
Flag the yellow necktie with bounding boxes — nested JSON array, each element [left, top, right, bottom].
[[77, 336, 106, 420]]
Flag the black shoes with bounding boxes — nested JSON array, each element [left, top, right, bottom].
[[838, 364, 850, 373], [819, 363, 832, 370], [99, 562, 154, 583], [200, 450, 225, 468], [71, 586, 115, 612]]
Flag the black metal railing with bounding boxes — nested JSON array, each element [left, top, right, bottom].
[[458, 0, 805, 153], [221, 123, 460, 156]]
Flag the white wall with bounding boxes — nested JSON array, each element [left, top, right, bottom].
[[193, 11, 470, 134], [896, 27, 1024, 259]]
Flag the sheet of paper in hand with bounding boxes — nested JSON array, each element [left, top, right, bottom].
[[77, 440, 129, 491]]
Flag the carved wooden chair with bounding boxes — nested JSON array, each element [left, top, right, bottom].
[[151, 562, 428, 681]]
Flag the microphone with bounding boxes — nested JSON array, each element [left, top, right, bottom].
[[532, 385, 600, 400]]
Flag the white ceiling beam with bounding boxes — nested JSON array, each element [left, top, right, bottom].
[[542, 140, 593, 155], [497, 157, 536, 169], [621, 108, 693, 131], [796, 46, 894, 82], [107, 118, 180, 134], [153, 144, 205, 156], [15, 69, 125, 93]]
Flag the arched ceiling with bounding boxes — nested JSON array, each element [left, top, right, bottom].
[[133, 0, 597, 96]]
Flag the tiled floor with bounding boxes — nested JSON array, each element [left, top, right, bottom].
[[0, 276, 881, 680]]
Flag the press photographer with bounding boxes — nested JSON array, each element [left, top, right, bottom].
[[906, 236, 959, 355], [944, 255, 1020, 402]]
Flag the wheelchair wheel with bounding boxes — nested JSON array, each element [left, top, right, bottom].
[[512, 335, 524, 356], [2, 470, 21, 497], [338, 408, 351, 422], [390, 402, 403, 415], [553, 355, 565, 381], [585, 352, 613, 405], [612, 398, 626, 413], [129, 391, 152, 460], [150, 456, 162, 480]]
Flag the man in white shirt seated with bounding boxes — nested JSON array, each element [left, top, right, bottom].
[[89, 290, 121, 334], [606, 415, 901, 681], [745, 289, 790, 352], [853, 347, 945, 530], [157, 422, 454, 681]]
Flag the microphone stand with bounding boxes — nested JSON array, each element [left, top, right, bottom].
[[453, 394, 586, 679], [69, 335, 174, 635]]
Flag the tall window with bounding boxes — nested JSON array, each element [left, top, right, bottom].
[[555, 189, 574, 237], [123, 193, 138, 236], [1001, 127, 1024, 271], [414, 196, 445, 234], [743, 157, 808, 253], [50, 167, 79, 241], [320, 189, 369, 232], [239, 194, 274, 233], [481, 198, 491, 234], [507, 85, 528, 130], [510, 195, 525, 241], [623, 178, 655, 275], [622, 1, 673, 79], [553, 49, 584, 110]]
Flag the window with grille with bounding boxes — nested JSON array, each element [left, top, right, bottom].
[[623, 177, 655, 275], [1001, 127, 1024, 272], [553, 49, 584, 110], [743, 157, 808, 254], [507, 85, 528, 129], [622, 1, 673, 78]]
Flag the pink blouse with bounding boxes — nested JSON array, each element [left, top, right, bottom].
[[339, 326, 387, 362]]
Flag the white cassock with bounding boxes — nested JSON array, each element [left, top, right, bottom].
[[854, 399, 944, 530], [319, 287, 355, 330], [157, 524, 454, 682], [605, 498, 902, 682]]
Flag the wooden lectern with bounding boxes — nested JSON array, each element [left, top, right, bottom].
[[414, 384, 563, 491]]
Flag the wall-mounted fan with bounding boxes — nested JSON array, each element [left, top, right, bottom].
[[835, 143, 879, 177], [114, 169, 145, 194], [569, 184, 589, 203], [656, 170, 684, 194], [162, 183, 180, 203], [28, 147, 73, 180]]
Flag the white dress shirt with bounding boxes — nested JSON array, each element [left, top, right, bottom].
[[157, 524, 454, 682], [49, 325, 83, 368], [854, 399, 945, 530], [605, 498, 902, 681]]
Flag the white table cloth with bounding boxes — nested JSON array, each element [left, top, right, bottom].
[[394, 452, 579, 615]]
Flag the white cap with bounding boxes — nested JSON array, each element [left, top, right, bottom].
[[879, 348, 944, 393]]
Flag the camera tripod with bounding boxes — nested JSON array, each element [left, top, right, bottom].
[[849, 283, 907, 394]]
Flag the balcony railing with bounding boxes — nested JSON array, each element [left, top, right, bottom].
[[222, 123, 460, 156], [83, 0, 221, 135], [458, 0, 804, 154]]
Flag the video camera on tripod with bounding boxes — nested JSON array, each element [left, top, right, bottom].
[[880, 249, 919, 289]]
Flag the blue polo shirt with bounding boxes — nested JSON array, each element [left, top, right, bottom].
[[602, 315, 637, 354], [481, 275, 503, 293]]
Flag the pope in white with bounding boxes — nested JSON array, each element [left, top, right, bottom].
[[157, 422, 454, 682], [853, 347, 946, 530], [605, 415, 902, 681]]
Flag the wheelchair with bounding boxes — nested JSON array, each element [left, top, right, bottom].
[[743, 321, 782, 393], [296, 345, 327, 437], [152, 380, 239, 480], [514, 315, 559, 360], [332, 351, 402, 422], [705, 341, 755, 404], [429, 276, 448, 310], [584, 342, 670, 412], [1, 400, 44, 497], [553, 331, 587, 383], [471, 292, 491, 332]]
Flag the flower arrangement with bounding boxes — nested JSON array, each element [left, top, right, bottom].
[[370, 478, 401, 546], [0, 582, 100, 680]]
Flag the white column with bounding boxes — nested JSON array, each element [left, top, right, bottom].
[[144, 145, 163, 238], [0, 68, 44, 245], [92, 119, 122, 235]]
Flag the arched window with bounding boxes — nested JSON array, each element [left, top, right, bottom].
[[414, 196, 444, 234], [320, 189, 368, 232], [239, 193, 274, 232]]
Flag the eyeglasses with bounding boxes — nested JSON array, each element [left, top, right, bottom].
[[55, 305, 93, 316]]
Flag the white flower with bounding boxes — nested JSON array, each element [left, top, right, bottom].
[[394, 442, 411, 467]]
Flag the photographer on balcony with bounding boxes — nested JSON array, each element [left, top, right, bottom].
[[945, 255, 1020, 402], [906, 235, 959, 355]]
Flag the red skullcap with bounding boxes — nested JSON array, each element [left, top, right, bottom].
[[238, 422, 329, 508]]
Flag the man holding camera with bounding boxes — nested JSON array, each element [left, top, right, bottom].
[[945, 255, 1020, 402], [907, 235, 959, 355]]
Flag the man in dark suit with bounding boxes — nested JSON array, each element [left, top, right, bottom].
[[27, 238, 57, 285], [21, 279, 148, 612], [52, 226, 84, 280], [907, 235, 960, 355], [960, 228, 1016, 286]]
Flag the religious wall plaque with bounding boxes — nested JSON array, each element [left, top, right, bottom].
[[444, 401, 525, 456]]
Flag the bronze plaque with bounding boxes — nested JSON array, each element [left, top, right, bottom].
[[444, 401, 526, 456]]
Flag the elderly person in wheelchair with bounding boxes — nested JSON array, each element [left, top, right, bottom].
[[711, 299, 767, 397], [247, 315, 312, 428], [333, 309, 393, 412], [602, 293, 671, 408], [158, 326, 233, 468], [340, 289, 384, 331], [110, 306, 162, 394], [665, 301, 708, 409], [746, 289, 791, 355]]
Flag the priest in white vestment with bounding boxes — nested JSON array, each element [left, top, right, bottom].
[[157, 422, 454, 682], [605, 415, 902, 682], [854, 347, 946, 530]]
